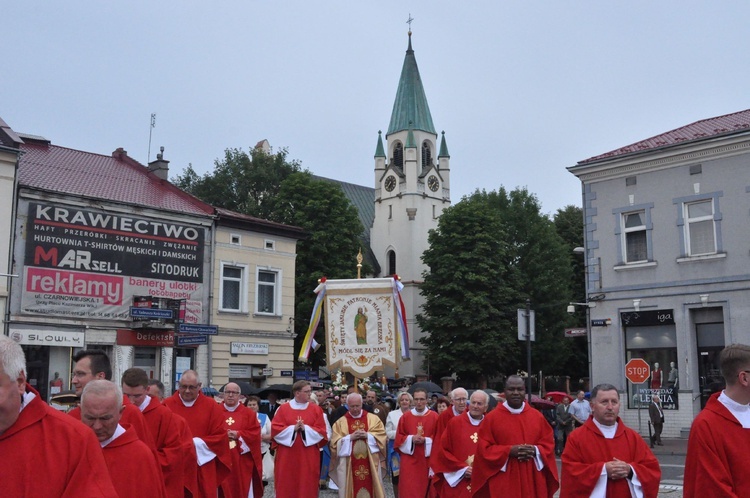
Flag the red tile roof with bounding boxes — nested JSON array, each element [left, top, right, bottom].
[[18, 140, 214, 216], [580, 109, 750, 164]]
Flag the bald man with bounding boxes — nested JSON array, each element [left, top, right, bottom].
[[220, 382, 263, 498]]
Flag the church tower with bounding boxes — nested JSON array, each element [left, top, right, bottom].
[[371, 31, 451, 379]]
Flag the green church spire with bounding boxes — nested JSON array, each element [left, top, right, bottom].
[[386, 32, 436, 136], [374, 130, 386, 158], [438, 131, 450, 158]]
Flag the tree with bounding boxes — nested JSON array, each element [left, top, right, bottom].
[[418, 188, 576, 385], [173, 147, 366, 370], [417, 193, 521, 385], [273, 172, 367, 365], [173, 147, 301, 220]]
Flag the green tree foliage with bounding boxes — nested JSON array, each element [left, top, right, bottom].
[[273, 173, 366, 365], [553, 205, 588, 380], [173, 148, 365, 368], [418, 188, 575, 384], [173, 147, 301, 220]]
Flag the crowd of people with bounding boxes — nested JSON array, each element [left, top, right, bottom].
[[2, 335, 750, 497]]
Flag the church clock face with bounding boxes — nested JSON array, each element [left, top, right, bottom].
[[428, 175, 439, 192], [384, 175, 397, 192]]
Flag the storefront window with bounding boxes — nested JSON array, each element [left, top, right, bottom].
[[623, 310, 678, 409]]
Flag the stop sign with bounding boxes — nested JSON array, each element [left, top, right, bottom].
[[625, 358, 651, 384]]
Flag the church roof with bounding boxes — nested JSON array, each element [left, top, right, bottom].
[[386, 32, 436, 137], [438, 131, 450, 158], [579, 108, 750, 164], [374, 131, 386, 158]]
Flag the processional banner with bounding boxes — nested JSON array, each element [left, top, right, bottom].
[[298, 277, 409, 377]]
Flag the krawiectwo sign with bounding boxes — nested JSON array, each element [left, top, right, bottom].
[[21, 201, 206, 322]]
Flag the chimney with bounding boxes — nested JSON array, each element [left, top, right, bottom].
[[148, 146, 169, 181]]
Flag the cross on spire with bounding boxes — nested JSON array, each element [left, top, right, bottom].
[[407, 13, 414, 32]]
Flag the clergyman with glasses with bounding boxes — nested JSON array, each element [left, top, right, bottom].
[[163, 369, 232, 497], [271, 380, 328, 497]]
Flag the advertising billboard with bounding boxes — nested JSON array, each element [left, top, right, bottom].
[[21, 201, 207, 322]]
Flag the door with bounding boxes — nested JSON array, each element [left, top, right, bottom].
[[696, 322, 725, 409]]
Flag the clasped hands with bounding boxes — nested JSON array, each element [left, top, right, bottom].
[[294, 420, 305, 432], [351, 429, 368, 441], [605, 458, 632, 480], [510, 444, 536, 462]]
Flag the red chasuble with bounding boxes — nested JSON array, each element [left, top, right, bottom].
[[684, 393, 750, 498], [271, 401, 328, 498], [102, 425, 167, 498], [332, 412, 381, 497], [219, 402, 263, 498], [164, 392, 232, 498], [431, 412, 481, 498], [70, 395, 157, 451], [471, 402, 559, 498], [560, 417, 660, 498], [142, 396, 198, 498], [431, 406, 462, 496], [394, 408, 439, 498], [1, 386, 118, 498]]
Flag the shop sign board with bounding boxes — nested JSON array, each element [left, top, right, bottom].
[[230, 342, 269, 355], [10, 328, 84, 347], [21, 201, 206, 322], [116, 329, 174, 347]]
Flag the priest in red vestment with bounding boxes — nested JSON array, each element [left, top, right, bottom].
[[431, 390, 488, 498], [122, 367, 198, 498], [431, 387, 469, 496], [69, 349, 156, 451], [80, 379, 167, 498], [394, 387, 439, 497], [272, 380, 328, 498], [685, 344, 750, 498], [330, 392, 387, 498], [220, 382, 263, 498], [472, 375, 559, 498], [560, 383, 660, 498], [0, 336, 118, 497], [164, 370, 232, 498]]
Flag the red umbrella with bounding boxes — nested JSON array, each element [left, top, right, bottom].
[[529, 395, 556, 410], [545, 391, 573, 403]]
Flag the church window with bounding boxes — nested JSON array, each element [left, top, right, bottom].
[[422, 141, 432, 169], [393, 142, 403, 168], [387, 250, 396, 275]]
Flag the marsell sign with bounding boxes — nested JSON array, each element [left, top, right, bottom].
[[625, 358, 651, 384], [116, 329, 175, 347]]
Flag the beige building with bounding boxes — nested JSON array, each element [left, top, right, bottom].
[[209, 208, 305, 388], [0, 119, 22, 336]]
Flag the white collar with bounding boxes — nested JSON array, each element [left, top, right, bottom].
[[138, 395, 152, 412], [179, 394, 197, 407], [411, 407, 429, 416], [20, 391, 36, 412], [349, 410, 364, 419], [468, 413, 484, 425], [503, 401, 525, 414], [290, 399, 309, 409], [101, 424, 126, 448], [719, 391, 750, 428], [452, 406, 462, 416], [593, 418, 618, 439], [224, 403, 240, 412]]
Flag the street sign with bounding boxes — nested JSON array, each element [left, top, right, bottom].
[[175, 334, 208, 346], [625, 358, 651, 384], [280, 370, 294, 377], [517, 309, 536, 341], [178, 323, 218, 335], [591, 318, 612, 327], [565, 327, 587, 338], [261, 367, 274, 377], [130, 307, 173, 319]]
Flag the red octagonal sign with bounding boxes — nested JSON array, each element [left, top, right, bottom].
[[625, 358, 651, 384]]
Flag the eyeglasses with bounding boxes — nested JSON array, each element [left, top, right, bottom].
[[179, 384, 200, 391], [224, 391, 240, 395], [300, 389, 312, 394], [453, 398, 468, 403]]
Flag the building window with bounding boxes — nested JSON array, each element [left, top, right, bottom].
[[387, 250, 396, 275], [393, 142, 403, 169], [220, 263, 247, 312], [264, 239, 275, 251], [623, 211, 647, 263], [421, 141, 432, 169], [256, 268, 280, 315], [613, 203, 654, 266], [684, 199, 716, 256], [230, 234, 241, 245]]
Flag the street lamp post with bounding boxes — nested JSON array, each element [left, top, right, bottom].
[[572, 246, 593, 386]]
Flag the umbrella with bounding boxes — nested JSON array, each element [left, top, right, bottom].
[[220, 381, 257, 395], [201, 386, 220, 397], [545, 391, 573, 403], [529, 394, 556, 410], [50, 389, 79, 406], [257, 383, 293, 399], [407, 381, 443, 395]]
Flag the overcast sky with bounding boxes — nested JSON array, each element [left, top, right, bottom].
[[4, 2, 750, 215]]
